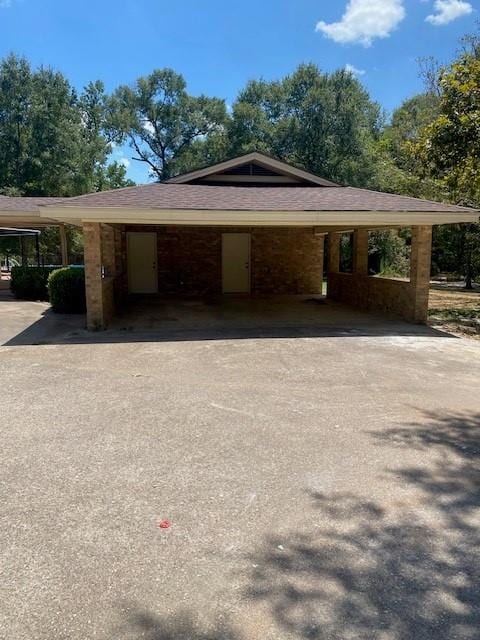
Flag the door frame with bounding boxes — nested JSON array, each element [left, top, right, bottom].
[[221, 232, 252, 294], [126, 231, 158, 294]]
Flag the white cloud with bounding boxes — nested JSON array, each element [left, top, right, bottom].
[[119, 157, 130, 168], [316, 0, 406, 47], [345, 63, 366, 76], [426, 0, 473, 26], [0, 0, 12, 7]]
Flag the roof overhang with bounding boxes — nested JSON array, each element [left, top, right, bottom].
[[40, 207, 480, 227], [0, 211, 78, 227]]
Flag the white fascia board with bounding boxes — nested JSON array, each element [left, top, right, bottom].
[[40, 207, 480, 226]]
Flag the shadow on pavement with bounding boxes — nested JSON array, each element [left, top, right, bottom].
[[245, 410, 480, 639], [4, 310, 456, 348], [118, 608, 239, 640]]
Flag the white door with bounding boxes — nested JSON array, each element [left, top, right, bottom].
[[222, 233, 251, 293], [127, 232, 158, 294]]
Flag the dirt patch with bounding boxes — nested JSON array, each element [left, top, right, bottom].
[[429, 283, 480, 340]]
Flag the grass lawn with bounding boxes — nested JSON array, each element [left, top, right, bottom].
[[429, 283, 480, 339]]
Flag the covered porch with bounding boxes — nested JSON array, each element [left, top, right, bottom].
[[80, 221, 434, 331], [34, 153, 477, 330]]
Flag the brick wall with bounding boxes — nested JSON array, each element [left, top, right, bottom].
[[84, 222, 118, 330], [327, 226, 433, 324], [123, 225, 324, 296], [251, 227, 324, 295], [328, 272, 416, 322]]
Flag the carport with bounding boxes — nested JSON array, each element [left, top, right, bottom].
[[6, 152, 469, 330], [0, 195, 70, 268]]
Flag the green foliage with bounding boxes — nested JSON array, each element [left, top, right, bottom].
[[412, 54, 480, 207], [0, 55, 132, 197], [408, 45, 480, 287], [228, 64, 383, 187], [0, 55, 105, 196], [10, 266, 55, 300], [339, 233, 353, 273], [107, 68, 228, 180], [382, 94, 440, 171], [0, 235, 21, 261], [47, 267, 86, 313], [368, 230, 411, 278], [93, 161, 135, 191]]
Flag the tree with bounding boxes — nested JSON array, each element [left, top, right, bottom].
[[107, 69, 228, 180], [411, 47, 480, 288], [93, 161, 135, 192], [0, 55, 114, 196], [372, 92, 444, 200], [228, 64, 383, 187], [381, 94, 440, 172]]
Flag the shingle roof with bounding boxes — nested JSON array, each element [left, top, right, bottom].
[[0, 195, 65, 212], [42, 183, 476, 213]]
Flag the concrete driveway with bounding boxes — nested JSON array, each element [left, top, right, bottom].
[[1, 297, 480, 639]]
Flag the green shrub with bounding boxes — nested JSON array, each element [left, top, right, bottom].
[[48, 267, 86, 313], [10, 266, 55, 301]]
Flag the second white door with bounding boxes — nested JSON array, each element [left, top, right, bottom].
[[222, 233, 251, 293]]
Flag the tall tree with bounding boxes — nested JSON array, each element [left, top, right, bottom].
[[411, 44, 480, 288], [228, 64, 383, 187], [107, 69, 228, 180], [93, 161, 135, 192], [0, 55, 113, 196]]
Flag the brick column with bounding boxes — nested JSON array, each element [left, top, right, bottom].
[[410, 225, 433, 323], [101, 224, 116, 278], [328, 232, 341, 274], [353, 229, 369, 275], [327, 232, 342, 300], [83, 222, 117, 330]]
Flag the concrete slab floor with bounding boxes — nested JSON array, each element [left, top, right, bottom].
[[113, 295, 385, 332], [0, 297, 479, 639]]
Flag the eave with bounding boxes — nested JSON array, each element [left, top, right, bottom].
[[39, 207, 480, 227]]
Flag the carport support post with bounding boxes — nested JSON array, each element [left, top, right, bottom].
[[353, 229, 369, 275], [83, 222, 107, 330], [100, 224, 116, 277], [327, 232, 342, 300], [410, 225, 433, 323], [328, 232, 341, 274]]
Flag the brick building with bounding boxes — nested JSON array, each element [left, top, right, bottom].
[[1, 153, 478, 329]]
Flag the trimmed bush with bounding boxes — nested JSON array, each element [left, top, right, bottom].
[[48, 267, 86, 313], [10, 266, 55, 301]]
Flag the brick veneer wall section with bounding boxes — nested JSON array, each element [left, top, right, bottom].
[[327, 225, 433, 324], [328, 232, 341, 274], [251, 228, 324, 295], [328, 272, 416, 321], [83, 222, 117, 330], [122, 226, 325, 296]]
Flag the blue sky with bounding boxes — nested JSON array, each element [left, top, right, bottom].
[[0, 0, 477, 182]]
